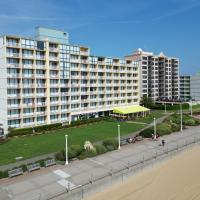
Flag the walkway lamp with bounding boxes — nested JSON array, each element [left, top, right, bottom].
[[118, 124, 121, 150], [180, 103, 183, 132], [65, 134, 68, 165], [154, 117, 157, 140], [190, 99, 193, 116]]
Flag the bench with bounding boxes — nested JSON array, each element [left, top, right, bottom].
[[27, 163, 40, 172], [120, 138, 128, 145], [8, 168, 23, 178], [44, 159, 56, 167]]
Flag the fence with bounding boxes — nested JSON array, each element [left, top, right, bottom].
[[32, 135, 200, 200]]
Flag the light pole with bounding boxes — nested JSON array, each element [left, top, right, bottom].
[[154, 117, 156, 140], [118, 124, 121, 150], [180, 103, 183, 132], [190, 99, 193, 116], [164, 103, 167, 113], [65, 134, 68, 165]]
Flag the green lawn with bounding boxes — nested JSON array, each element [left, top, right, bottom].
[[0, 121, 146, 165], [134, 111, 166, 124]]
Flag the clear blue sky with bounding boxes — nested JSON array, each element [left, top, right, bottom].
[[0, 0, 199, 75]]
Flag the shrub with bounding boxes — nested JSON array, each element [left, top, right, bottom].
[[95, 145, 107, 155], [139, 127, 154, 138], [102, 138, 118, 150], [78, 149, 97, 160], [156, 123, 172, 136], [8, 123, 63, 137], [68, 145, 83, 160], [170, 122, 180, 132], [0, 170, 8, 179], [55, 149, 66, 161]]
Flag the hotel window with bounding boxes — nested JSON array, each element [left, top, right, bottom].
[[21, 39, 35, 49]]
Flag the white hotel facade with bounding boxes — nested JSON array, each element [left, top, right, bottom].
[[0, 27, 140, 134]]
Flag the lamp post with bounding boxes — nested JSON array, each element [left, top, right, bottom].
[[164, 103, 167, 113], [190, 99, 193, 116], [118, 124, 121, 150], [180, 103, 183, 132], [153, 117, 156, 140], [65, 134, 68, 165]]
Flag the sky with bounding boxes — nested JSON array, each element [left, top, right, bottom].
[[0, 0, 199, 75]]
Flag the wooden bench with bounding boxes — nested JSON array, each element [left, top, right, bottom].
[[8, 168, 23, 178], [27, 163, 40, 172], [44, 159, 56, 167]]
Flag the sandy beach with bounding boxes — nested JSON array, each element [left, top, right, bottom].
[[86, 146, 200, 200]]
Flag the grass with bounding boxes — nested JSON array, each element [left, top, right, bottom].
[[0, 121, 146, 165], [134, 110, 166, 124]]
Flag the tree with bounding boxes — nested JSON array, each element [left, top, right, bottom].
[[140, 96, 153, 108]]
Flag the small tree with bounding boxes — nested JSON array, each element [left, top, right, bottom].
[[140, 96, 153, 108]]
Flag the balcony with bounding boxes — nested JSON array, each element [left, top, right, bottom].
[[61, 92, 70, 96], [49, 47, 58, 52], [22, 93, 34, 98], [51, 101, 59, 105], [70, 59, 80, 63], [50, 74, 59, 79], [50, 92, 60, 96], [36, 65, 45, 69], [23, 112, 34, 117], [22, 84, 34, 88], [36, 111, 46, 116], [23, 122, 35, 127], [36, 102, 46, 107], [22, 54, 34, 59], [7, 53, 20, 58], [7, 63, 20, 68], [7, 104, 20, 108], [7, 93, 20, 98], [6, 42, 20, 48], [36, 55, 45, 60], [36, 74, 45, 78], [22, 64, 33, 69], [7, 84, 20, 89], [36, 93, 46, 97], [22, 74, 33, 78], [8, 114, 20, 119], [49, 57, 59, 61]]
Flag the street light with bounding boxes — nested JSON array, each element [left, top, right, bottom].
[[180, 103, 183, 132], [153, 117, 156, 140], [190, 99, 193, 116], [65, 134, 68, 165], [164, 103, 167, 113], [118, 124, 121, 150]]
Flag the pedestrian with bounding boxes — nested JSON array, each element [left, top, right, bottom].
[[162, 139, 165, 146]]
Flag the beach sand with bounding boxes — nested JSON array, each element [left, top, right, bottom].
[[86, 146, 200, 200]]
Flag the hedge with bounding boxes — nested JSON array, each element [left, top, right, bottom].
[[8, 117, 115, 138]]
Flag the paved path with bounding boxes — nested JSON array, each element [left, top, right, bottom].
[[0, 113, 171, 171], [0, 123, 200, 200]]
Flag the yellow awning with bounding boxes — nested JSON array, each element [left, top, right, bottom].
[[113, 105, 150, 115]]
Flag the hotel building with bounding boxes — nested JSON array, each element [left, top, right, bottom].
[[180, 75, 191, 101], [125, 48, 179, 101], [0, 27, 140, 134]]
